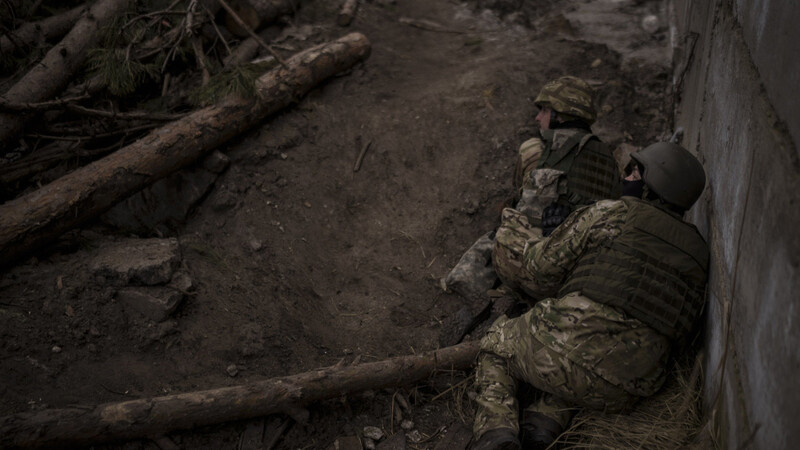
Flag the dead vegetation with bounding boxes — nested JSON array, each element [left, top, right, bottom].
[[0, 0, 304, 203], [557, 351, 714, 450]]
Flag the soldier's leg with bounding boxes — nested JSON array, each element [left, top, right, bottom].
[[514, 343, 637, 414], [473, 351, 520, 438], [511, 335, 638, 447], [477, 310, 638, 444], [473, 310, 546, 439]]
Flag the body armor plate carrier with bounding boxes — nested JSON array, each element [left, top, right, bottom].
[[538, 128, 621, 207], [559, 197, 709, 342]]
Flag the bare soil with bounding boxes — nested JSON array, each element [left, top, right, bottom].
[[0, 0, 675, 448]]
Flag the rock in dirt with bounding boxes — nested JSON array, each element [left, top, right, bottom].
[[330, 436, 362, 450], [91, 238, 180, 286], [641, 14, 659, 33], [363, 426, 384, 441], [202, 150, 231, 174], [168, 270, 194, 292], [116, 286, 184, 322]]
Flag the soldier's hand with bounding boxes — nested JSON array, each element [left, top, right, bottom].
[[541, 203, 571, 237]]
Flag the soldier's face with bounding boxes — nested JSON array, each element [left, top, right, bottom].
[[535, 107, 552, 130], [625, 164, 642, 181]]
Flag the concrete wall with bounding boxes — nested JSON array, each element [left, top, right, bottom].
[[671, 0, 800, 448]]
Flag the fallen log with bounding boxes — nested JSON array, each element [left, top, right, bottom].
[[0, 4, 87, 56], [0, 32, 370, 267], [224, 0, 297, 37], [0, 0, 132, 149], [0, 340, 479, 448], [223, 26, 276, 67]]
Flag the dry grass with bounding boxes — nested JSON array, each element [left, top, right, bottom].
[[554, 352, 715, 450], [417, 347, 717, 449]]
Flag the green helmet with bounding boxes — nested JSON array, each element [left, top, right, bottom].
[[630, 142, 706, 210], [534, 76, 597, 124]]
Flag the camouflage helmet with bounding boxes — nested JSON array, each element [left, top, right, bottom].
[[534, 76, 597, 124], [630, 142, 706, 210]]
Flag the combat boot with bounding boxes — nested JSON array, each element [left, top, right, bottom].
[[520, 411, 564, 449], [468, 428, 521, 450]]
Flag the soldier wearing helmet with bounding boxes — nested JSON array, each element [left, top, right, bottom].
[[469, 143, 709, 450], [489, 76, 623, 304], [515, 76, 621, 217], [443, 77, 621, 312]]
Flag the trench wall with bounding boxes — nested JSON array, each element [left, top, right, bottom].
[[671, 0, 800, 448]]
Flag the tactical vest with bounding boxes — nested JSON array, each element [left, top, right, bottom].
[[559, 197, 709, 342], [538, 128, 621, 207]]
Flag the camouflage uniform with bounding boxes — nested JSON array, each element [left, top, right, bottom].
[[474, 198, 705, 439], [446, 77, 619, 300], [513, 76, 620, 209]]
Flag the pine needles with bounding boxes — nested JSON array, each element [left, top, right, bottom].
[[87, 47, 161, 96], [189, 60, 277, 106]]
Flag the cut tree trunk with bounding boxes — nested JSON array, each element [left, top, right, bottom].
[[0, 341, 480, 448], [224, 27, 275, 67], [224, 0, 297, 37], [0, 32, 371, 268], [0, 0, 132, 150], [0, 4, 87, 56]]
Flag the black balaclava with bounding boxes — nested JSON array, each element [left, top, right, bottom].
[[621, 179, 645, 198]]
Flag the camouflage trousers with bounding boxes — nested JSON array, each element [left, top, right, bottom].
[[492, 208, 542, 300], [473, 312, 638, 439]]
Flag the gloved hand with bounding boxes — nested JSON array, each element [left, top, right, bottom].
[[541, 203, 571, 237]]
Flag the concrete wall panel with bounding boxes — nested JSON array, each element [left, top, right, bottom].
[[674, 0, 800, 448], [734, 0, 800, 149]]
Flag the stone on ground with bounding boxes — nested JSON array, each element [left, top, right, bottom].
[[90, 237, 180, 286], [116, 286, 184, 322]]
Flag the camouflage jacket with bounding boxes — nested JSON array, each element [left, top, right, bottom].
[[513, 129, 620, 209], [522, 199, 672, 397]]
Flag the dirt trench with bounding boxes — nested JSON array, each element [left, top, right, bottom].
[[0, 0, 675, 448]]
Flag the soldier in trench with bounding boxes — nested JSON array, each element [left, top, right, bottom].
[[444, 76, 621, 300], [468, 143, 710, 449]]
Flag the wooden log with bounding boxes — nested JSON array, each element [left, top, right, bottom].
[[338, 0, 360, 27], [0, 32, 371, 268], [0, 0, 132, 149], [223, 27, 275, 67], [0, 341, 480, 448], [0, 4, 87, 56], [224, 0, 296, 37]]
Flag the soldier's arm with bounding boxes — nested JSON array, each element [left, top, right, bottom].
[[514, 137, 543, 191], [522, 200, 627, 296]]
